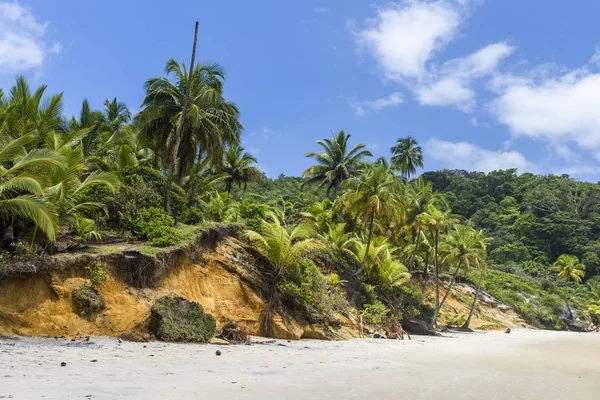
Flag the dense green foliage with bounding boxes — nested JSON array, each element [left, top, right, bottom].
[[150, 296, 217, 342], [74, 285, 105, 320]]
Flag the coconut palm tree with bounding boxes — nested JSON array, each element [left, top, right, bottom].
[[417, 204, 458, 325], [242, 211, 323, 278], [390, 136, 423, 179], [405, 178, 446, 271], [2, 76, 64, 147], [300, 199, 334, 234], [0, 134, 65, 244], [303, 130, 372, 195], [553, 254, 585, 319], [461, 230, 493, 330], [220, 145, 260, 193], [138, 58, 242, 180], [344, 163, 399, 275], [182, 158, 226, 205]]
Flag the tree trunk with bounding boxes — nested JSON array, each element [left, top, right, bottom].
[[165, 21, 199, 216], [422, 251, 430, 295], [564, 295, 573, 320], [408, 228, 422, 272], [432, 260, 462, 326], [356, 213, 375, 276], [462, 267, 485, 329], [431, 231, 440, 325]]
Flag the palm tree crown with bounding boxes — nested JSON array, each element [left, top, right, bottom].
[[303, 130, 372, 195], [390, 136, 423, 179], [220, 145, 260, 193]]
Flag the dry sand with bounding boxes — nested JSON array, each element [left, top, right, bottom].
[[1, 329, 598, 399]]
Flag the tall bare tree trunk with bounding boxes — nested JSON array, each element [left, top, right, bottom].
[[408, 228, 422, 272], [356, 213, 375, 276], [432, 259, 462, 326], [165, 21, 199, 216], [431, 231, 440, 325], [462, 267, 485, 330]]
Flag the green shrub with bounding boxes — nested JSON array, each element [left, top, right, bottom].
[[278, 259, 348, 322], [83, 260, 108, 289], [362, 299, 390, 327], [179, 207, 205, 225], [130, 207, 181, 246], [150, 296, 216, 342], [74, 285, 105, 320], [443, 312, 467, 327]]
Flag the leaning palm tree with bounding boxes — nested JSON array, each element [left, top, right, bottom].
[[220, 145, 261, 193], [461, 230, 493, 330], [303, 130, 372, 195], [435, 225, 487, 326], [390, 136, 423, 179], [553, 254, 585, 319], [417, 204, 458, 325]]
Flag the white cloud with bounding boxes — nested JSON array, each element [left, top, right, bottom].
[[353, 2, 513, 111], [490, 64, 600, 155], [424, 138, 533, 173], [416, 77, 475, 110], [350, 92, 403, 116], [470, 117, 478, 127], [313, 7, 330, 13], [355, 0, 465, 80], [0, 2, 59, 73], [416, 42, 515, 111]]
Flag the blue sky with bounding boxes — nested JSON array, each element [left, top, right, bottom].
[[2, 0, 600, 181]]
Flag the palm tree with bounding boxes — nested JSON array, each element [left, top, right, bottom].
[[220, 145, 260, 193], [182, 158, 226, 205], [242, 212, 323, 336], [300, 199, 334, 234], [303, 130, 372, 195], [344, 163, 399, 275], [417, 204, 458, 325], [45, 144, 117, 231], [390, 136, 423, 179], [553, 254, 585, 319], [0, 134, 64, 244], [318, 222, 355, 261], [138, 58, 242, 185], [2, 76, 64, 146], [242, 212, 323, 278], [461, 230, 492, 330], [405, 178, 446, 272]]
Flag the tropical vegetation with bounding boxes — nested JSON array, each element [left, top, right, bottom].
[[1, 56, 599, 335]]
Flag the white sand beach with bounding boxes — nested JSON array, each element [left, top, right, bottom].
[[1, 329, 599, 399]]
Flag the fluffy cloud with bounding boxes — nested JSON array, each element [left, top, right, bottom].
[[490, 65, 600, 155], [424, 138, 533, 173], [0, 2, 59, 73], [353, 1, 513, 111], [355, 0, 464, 80], [350, 92, 403, 116], [417, 42, 515, 110]]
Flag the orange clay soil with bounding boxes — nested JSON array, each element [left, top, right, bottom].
[[0, 236, 357, 340]]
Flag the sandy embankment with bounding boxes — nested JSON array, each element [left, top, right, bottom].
[[1, 329, 598, 399]]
